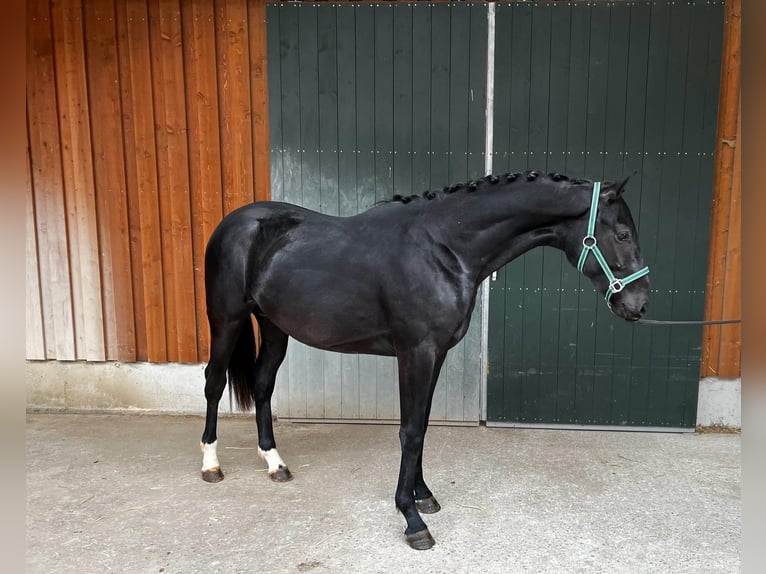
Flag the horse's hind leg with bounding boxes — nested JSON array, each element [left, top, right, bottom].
[[252, 317, 291, 482], [200, 318, 248, 483]]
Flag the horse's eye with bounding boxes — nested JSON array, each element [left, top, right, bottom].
[[617, 231, 631, 242]]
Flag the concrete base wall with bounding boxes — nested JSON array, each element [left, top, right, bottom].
[[27, 361, 741, 429], [25, 360, 277, 415], [696, 377, 741, 429]]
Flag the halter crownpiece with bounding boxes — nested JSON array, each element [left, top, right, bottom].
[[577, 181, 650, 303]]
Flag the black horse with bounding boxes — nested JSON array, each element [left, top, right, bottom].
[[199, 171, 650, 550]]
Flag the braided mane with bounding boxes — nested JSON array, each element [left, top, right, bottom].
[[390, 171, 592, 204]]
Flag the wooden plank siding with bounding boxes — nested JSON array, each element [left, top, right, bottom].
[[26, 0, 272, 363], [83, 0, 136, 361], [26, 0, 741, 397], [28, 0, 77, 360], [26, 139, 47, 360], [52, 0, 106, 361]]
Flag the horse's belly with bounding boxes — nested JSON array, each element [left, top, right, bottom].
[[255, 271, 395, 356], [289, 329, 395, 356], [267, 310, 395, 356]]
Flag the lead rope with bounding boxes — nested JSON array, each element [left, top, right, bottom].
[[636, 318, 742, 326], [577, 182, 651, 304]]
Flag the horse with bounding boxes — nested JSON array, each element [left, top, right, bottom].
[[199, 171, 650, 550]]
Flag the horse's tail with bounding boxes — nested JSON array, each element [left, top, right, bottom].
[[227, 318, 257, 411]]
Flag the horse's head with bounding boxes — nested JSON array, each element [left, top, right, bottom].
[[565, 177, 650, 322]]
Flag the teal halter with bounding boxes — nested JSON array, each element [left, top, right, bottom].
[[576, 182, 650, 303]]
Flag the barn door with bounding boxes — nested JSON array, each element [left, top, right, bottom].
[[486, 1, 724, 428], [266, 2, 487, 422]]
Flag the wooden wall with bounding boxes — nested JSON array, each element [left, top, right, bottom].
[[26, 0, 271, 363], [701, 0, 741, 378], [26, 0, 742, 381]]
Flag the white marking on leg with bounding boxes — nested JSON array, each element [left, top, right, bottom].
[[258, 447, 287, 474], [200, 441, 220, 471]]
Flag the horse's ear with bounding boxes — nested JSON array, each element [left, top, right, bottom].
[[600, 174, 632, 202]]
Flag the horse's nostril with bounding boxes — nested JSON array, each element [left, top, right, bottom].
[[640, 304, 647, 315]]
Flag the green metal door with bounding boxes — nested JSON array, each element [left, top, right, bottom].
[[267, 1, 487, 422], [486, 1, 724, 428]]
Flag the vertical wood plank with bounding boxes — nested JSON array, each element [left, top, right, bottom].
[[486, 4, 512, 424], [555, 3, 584, 423], [390, 2, 414, 422], [644, 2, 673, 424], [501, 1, 532, 423], [183, 0, 225, 361], [216, 0, 255, 213], [577, 3, 610, 425], [392, 3, 413, 198], [266, 2, 287, 415], [295, 4, 324, 419], [83, 0, 137, 361], [464, 0, 486, 421], [336, 2, 360, 418], [428, 2, 449, 190], [249, 0, 271, 202], [718, 100, 741, 376], [51, 0, 106, 361], [658, 2, 691, 425], [546, 2, 573, 424], [701, 0, 740, 377], [26, 142, 46, 360], [297, 3, 320, 213], [27, 0, 76, 360], [427, 2, 451, 422], [410, 2, 431, 194], [266, 2, 284, 204], [443, 2, 469, 422], [355, 4, 378, 419], [520, 2, 551, 424], [373, 5, 395, 420], [148, 0, 197, 363], [623, 2, 652, 425], [604, 3, 635, 425], [116, 0, 167, 362], [316, 4, 342, 418], [276, 3, 306, 417]]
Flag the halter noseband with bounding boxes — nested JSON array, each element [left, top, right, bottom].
[[576, 181, 650, 303]]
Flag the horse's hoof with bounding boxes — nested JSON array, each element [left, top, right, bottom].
[[415, 496, 441, 514], [201, 467, 224, 483], [269, 466, 293, 482], [405, 528, 435, 550]]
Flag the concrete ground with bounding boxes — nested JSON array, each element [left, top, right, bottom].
[[26, 413, 740, 574]]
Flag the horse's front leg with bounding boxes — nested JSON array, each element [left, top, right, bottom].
[[395, 346, 446, 550], [413, 365, 444, 515], [414, 453, 441, 515]]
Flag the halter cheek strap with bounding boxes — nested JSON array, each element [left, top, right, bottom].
[[577, 181, 650, 303]]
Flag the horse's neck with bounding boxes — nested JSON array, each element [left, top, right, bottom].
[[429, 184, 587, 283]]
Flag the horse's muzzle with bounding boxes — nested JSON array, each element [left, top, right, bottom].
[[610, 290, 648, 322]]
